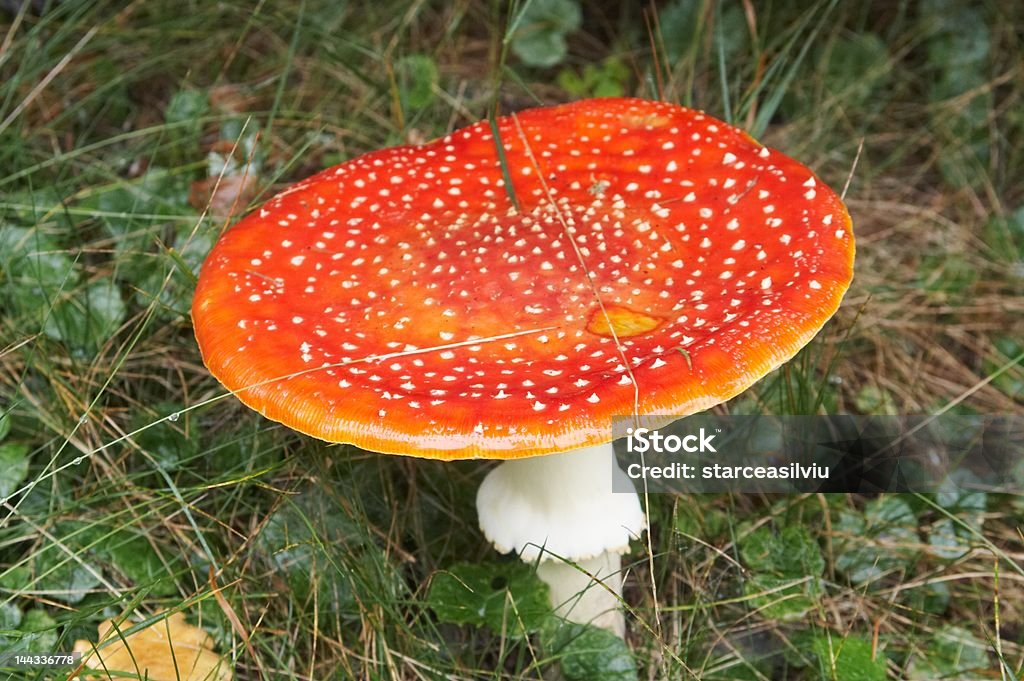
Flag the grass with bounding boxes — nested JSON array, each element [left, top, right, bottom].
[[1, 0, 1023, 679]]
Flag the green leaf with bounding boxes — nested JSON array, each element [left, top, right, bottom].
[[43, 278, 127, 357], [165, 89, 210, 145], [740, 525, 824, 577], [928, 519, 969, 560], [166, 89, 210, 124], [130, 402, 198, 472], [674, 500, 728, 540], [254, 486, 370, 615], [854, 384, 898, 415], [923, 0, 992, 189], [0, 602, 22, 653], [809, 635, 886, 681], [0, 601, 22, 631], [739, 526, 824, 619], [396, 54, 438, 110], [509, 0, 582, 68], [556, 68, 586, 96], [656, 0, 705, 62], [936, 487, 987, 524], [744, 574, 822, 620], [908, 626, 991, 679], [901, 579, 951, 615], [427, 561, 550, 635], [557, 57, 629, 98], [929, 487, 986, 560], [131, 223, 215, 319], [0, 225, 78, 325], [835, 497, 918, 585], [81, 167, 193, 253], [31, 553, 102, 605], [824, 33, 891, 109], [19, 609, 58, 654], [541, 620, 638, 681], [175, 224, 216, 273], [0, 566, 31, 593], [0, 225, 73, 290], [0, 443, 29, 499], [104, 531, 180, 596]]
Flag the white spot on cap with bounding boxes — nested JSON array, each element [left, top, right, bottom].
[[587, 393, 600, 403], [723, 152, 737, 164]]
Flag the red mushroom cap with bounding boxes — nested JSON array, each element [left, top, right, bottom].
[[192, 98, 854, 460]]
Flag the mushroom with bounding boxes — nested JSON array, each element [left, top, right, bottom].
[[192, 98, 854, 636], [475, 442, 645, 637]]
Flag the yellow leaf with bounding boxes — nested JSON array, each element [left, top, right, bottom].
[[73, 611, 232, 681]]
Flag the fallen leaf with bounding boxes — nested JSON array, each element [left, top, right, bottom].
[[189, 173, 259, 216], [208, 84, 252, 115], [73, 611, 232, 680]]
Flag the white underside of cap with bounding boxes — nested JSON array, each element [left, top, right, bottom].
[[475, 443, 647, 562]]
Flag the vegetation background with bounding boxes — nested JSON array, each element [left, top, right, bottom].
[[1, 0, 1022, 679]]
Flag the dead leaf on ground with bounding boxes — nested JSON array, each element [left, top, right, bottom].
[[73, 611, 233, 680], [188, 173, 259, 216]]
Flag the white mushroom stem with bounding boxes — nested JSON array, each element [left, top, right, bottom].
[[537, 551, 627, 638], [476, 443, 646, 638]]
